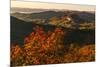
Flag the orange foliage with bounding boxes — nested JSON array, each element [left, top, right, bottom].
[[11, 26, 95, 66], [79, 45, 95, 56]]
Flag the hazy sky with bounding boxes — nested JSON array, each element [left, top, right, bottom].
[[11, 1, 95, 11]]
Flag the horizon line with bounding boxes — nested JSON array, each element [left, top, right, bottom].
[[11, 1, 95, 11]]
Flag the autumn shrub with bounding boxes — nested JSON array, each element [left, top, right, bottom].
[[78, 44, 95, 62], [63, 44, 95, 63], [11, 26, 95, 66], [11, 45, 24, 66], [11, 26, 66, 66]]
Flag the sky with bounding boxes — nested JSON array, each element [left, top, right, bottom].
[[11, 1, 95, 11]]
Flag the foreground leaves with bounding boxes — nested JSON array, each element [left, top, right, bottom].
[[11, 26, 95, 66]]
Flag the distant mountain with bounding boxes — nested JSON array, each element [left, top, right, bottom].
[[11, 10, 95, 22], [11, 8, 49, 13], [11, 10, 95, 29], [11, 7, 67, 13], [69, 11, 95, 23], [11, 11, 65, 21]]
